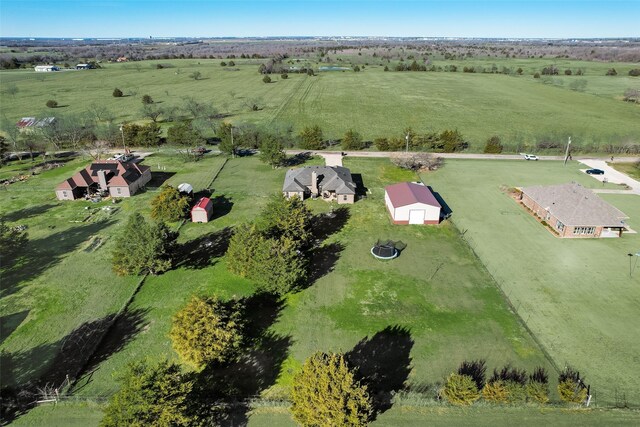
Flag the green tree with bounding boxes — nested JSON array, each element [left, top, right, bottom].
[[46, 99, 58, 108], [112, 88, 123, 97], [111, 213, 177, 276], [140, 104, 164, 123], [170, 296, 242, 369], [218, 122, 239, 157], [122, 123, 162, 147], [262, 75, 272, 84], [259, 133, 286, 168], [441, 373, 480, 405], [226, 224, 262, 278], [151, 185, 190, 222], [298, 125, 324, 150], [341, 129, 365, 150], [142, 94, 153, 104], [291, 352, 372, 427], [0, 219, 28, 259], [374, 137, 390, 151], [483, 135, 503, 154], [189, 71, 202, 80], [167, 122, 205, 147], [439, 129, 466, 153], [101, 359, 193, 427], [281, 73, 288, 79], [258, 194, 312, 248], [0, 136, 9, 165]]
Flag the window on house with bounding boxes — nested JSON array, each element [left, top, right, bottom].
[[556, 221, 565, 232], [574, 226, 595, 235], [343, 195, 347, 201], [62, 191, 67, 197], [116, 188, 122, 194]]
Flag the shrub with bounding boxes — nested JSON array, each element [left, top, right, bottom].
[[280, 73, 288, 79], [262, 75, 272, 84], [629, 69, 640, 77], [483, 136, 503, 154], [220, 61, 227, 66], [374, 137, 390, 151], [151, 185, 190, 222], [45, 100, 58, 108], [112, 88, 123, 97], [533, 72, 540, 79], [228, 60, 235, 66], [441, 373, 480, 405], [342, 129, 365, 150], [526, 381, 550, 404], [291, 352, 372, 427], [504, 381, 527, 403], [142, 94, 153, 104], [606, 68, 618, 76], [457, 360, 487, 390], [558, 367, 588, 404], [170, 295, 243, 369], [353, 65, 361, 72], [482, 380, 509, 403], [564, 69, 572, 76], [490, 364, 527, 385]]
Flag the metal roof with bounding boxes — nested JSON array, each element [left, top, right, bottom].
[[385, 182, 441, 208]]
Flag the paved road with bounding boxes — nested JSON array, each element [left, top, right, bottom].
[[579, 159, 640, 195]]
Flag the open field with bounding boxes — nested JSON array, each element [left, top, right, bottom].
[[1, 57, 639, 151], [0, 152, 226, 392], [611, 162, 640, 180], [424, 159, 640, 407]]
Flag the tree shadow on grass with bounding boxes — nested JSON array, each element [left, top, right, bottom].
[[284, 152, 313, 167], [311, 206, 350, 242], [175, 227, 233, 270], [0, 220, 115, 300], [145, 171, 176, 190], [306, 242, 345, 286], [0, 309, 148, 423], [1, 204, 59, 222], [191, 293, 291, 425], [346, 325, 414, 419], [0, 310, 29, 346], [210, 195, 234, 221]]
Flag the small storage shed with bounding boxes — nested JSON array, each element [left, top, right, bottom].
[[191, 197, 213, 223], [178, 183, 193, 195], [385, 182, 441, 225]]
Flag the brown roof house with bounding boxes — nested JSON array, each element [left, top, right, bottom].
[[282, 166, 356, 204], [385, 182, 441, 224], [56, 160, 151, 200], [520, 183, 629, 238]]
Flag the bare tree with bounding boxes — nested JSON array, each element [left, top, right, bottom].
[[83, 139, 111, 160], [140, 104, 164, 122], [391, 152, 443, 171], [87, 103, 115, 123]]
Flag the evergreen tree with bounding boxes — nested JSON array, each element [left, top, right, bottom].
[[151, 185, 191, 222], [483, 135, 503, 154], [298, 125, 324, 150], [170, 296, 243, 369], [291, 352, 372, 427], [258, 194, 312, 249], [111, 213, 177, 276], [167, 122, 205, 147], [341, 129, 365, 150], [101, 360, 193, 427], [259, 133, 286, 168], [218, 122, 238, 157]]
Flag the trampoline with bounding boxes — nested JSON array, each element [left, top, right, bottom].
[[371, 239, 406, 260]]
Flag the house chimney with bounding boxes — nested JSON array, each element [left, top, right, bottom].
[[311, 170, 318, 195], [97, 169, 108, 191]]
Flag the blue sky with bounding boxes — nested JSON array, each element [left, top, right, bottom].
[[1, 1, 638, 38]]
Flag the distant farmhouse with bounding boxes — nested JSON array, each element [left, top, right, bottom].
[[385, 182, 442, 224], [56, 160, 151, 200], [16, 117, 56, 131], [75, 63, 93, 70], [34, 65, 59, 72], [520, 183, 629, 238], [283, 166, 356, 204]]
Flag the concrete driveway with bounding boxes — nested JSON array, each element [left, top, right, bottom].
[[579, 159, 640, 195], [321, 153, 343, 167]]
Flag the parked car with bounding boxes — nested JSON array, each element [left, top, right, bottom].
[[524, 154, 539, 161], [586, 168, 605, 175]]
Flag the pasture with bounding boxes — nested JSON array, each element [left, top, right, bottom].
[[424, 159, 640, 407], [1, 57, 639, 151]]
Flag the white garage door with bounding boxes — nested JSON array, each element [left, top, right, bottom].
[[409, 209, 425, 224]]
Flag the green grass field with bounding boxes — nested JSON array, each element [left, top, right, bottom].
[[1, 57, 639, 151], [424, 159, 640, 407]]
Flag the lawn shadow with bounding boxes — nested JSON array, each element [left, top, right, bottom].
[[285, 152, 313, 167], [1, 220, 115, 300], [311, 206, 350, 241], [351, 173, 368, 197], [2, 203, 58, 222], [428, 186, 452, 220], [191, 293, 291, 425], [145, 171, 176, 189], [210, 195, 234, 221], [0, 310, 29, 346], [1, 310, 148, 423], [175, 227, 233, 270], [346, 325, 414, 418], [306, 242, 345, 286]]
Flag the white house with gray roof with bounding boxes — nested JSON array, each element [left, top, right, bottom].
[[520, 183, 629, 238], [283, 166, 356, 204]]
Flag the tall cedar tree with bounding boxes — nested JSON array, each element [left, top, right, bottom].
[[341, 129, 365, 150], [101, 360, 193, 427], [291, 352, 372, 427], [111, 213, 177, 275], [122, 123, 161, 147], [170, 296, 242, 369], [259, 133, 286, 168], [298, 125, 324, 150], [151, 185, 191, 222], [218, 122, 238, 156], [483, 135, 503, 154], [258, 194, 312, 249], [167, 122, 205, 147]]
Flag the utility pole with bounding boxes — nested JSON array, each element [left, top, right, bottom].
[[405, 132, 410, 153], [563, 136, 571, 166], [119, 124, 127, 153]]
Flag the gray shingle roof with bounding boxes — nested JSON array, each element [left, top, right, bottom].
[[283, 166, 356, 195], [521, 183, 628, 227]]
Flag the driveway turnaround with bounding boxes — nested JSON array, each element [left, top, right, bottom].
[[579, 159, 640, 195]]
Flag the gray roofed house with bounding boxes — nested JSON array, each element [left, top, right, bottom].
[[520, 182, 629, 238], [283, 166, 356, 204]]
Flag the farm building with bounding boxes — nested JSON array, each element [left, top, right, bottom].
[[16, 117, 56, 130], [283, 166, 356, 204], [385, 182, 442, 225], [191, 197, 213, 223], [520, 183, 629, 238], [55, 160, 151, 200], [34, 65, 59, 72], [75, 63, 92, 70]]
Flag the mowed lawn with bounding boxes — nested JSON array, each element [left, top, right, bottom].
[[424, 159, 640, 407], [1, 57, 639, 150], [0, 153, 225, 390]]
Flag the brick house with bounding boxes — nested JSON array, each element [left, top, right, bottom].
[[283, 166, 356, 204], [520, 183, 629, 238], [56, 160, 151, 200]]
